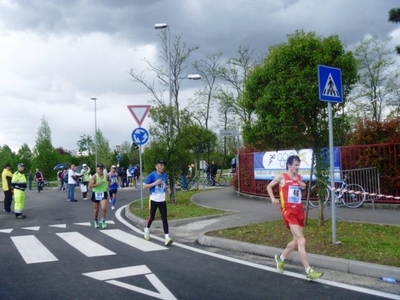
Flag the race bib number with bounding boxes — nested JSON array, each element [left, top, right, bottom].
[[155, 182, 165, 193], [288, 186, 301, 204], [111, 177, 118, 183], [95, 192, 104, 200]]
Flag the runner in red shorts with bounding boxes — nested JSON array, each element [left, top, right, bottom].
[[267, 155, 323, 281]]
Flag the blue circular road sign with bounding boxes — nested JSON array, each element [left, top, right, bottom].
[[131, 127, 149, 146]]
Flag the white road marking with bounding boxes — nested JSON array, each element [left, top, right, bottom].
[[56, 232, 116, 257], [11, 235, 58, 264], [21, 226, 40, 231], [0, 228, 13, 233], [83, 265, 177, 300], [115, 205, 400, 300], [74, 222, 92, 226], [49, 224, 66, 228], [101, 229, 167, 252]]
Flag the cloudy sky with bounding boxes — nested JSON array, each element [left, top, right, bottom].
[[0, 0, 399, 152]]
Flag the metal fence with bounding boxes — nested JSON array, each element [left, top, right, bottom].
[[237, 151, 397, 205], [327, 167, 381, 209]]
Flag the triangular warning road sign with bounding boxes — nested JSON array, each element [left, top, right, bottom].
[[322, 73, 340, 97], [83, 265, 177, 300], [127, 105, 151, 127]]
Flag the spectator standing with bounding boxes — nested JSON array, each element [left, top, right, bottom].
[[80, 164, 91, 200], [57, 169, 64, 190], [67, 165, 80, 202], [204, 162, 211, 182], [28, 171, 33, 190], [133, 165, 140, 190], [89, 163, 110, 229], [35, 168, 44, 192], [143, 160, 173, 246], [126, 167, 132, 187], [62, 169, 68, 191], [11, 163, 27, 219], [118, 167, 126, 188], [108, 165, 119, 210], [2, 163, 13, 214], [180, 167, 188, 191], [188, 164, 196, 189], [210, 161, 218, 186]]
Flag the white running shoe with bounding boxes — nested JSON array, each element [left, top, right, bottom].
[[144, 228, 150, 240], [111, 206, 115, 210], [165, 237, 174, 246]]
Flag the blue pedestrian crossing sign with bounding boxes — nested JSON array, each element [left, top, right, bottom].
[[318, 65, 343, 103], [131, 127, 149, 146]]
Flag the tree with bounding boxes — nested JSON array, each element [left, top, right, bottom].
[[130, 31, 198, 135], [77, 134, 95, 167], [192, 52, 223, 129], [217, 46, 259, 127], [0, 145, 16, 170], [120, 141, 139, 167], [243, 30, 357, 150], [77, 134, 93, 155], [16, 143, 33, 172], [242, 30, 358, 225], [388, 8, 400, 54], [130, 30, 199, 202], [95, 129, 113, 168], [33, 117, 61, 179], [352, 36, 399, 122]]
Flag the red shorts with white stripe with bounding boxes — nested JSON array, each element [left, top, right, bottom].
[[282, 205, 305, 229]]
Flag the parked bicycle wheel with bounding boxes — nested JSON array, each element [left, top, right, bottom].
[[308, 185, 330, 208], [342, 184, 366, 208], [218, 176, 227, 186]]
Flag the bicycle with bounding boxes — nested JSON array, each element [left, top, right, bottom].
[[307, 176, 366, 208], [205, 174, 227, 186]]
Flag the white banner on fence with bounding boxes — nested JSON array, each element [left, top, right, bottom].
[[253, 148, 341, 181]]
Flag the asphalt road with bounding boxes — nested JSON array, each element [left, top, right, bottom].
[[0, 187, 398, 300]]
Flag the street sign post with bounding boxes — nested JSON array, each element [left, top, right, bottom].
[[318, 65, 343, 103], [219, 129, 238, 137], [127, 105, 151, 209], [127, 105, 151, 127], [131, 127, 150, 208], [318, 65, 343, 245], [131, 127, 149, 146]]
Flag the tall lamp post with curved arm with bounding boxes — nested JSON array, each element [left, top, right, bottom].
[[91, 97, 98, 167]]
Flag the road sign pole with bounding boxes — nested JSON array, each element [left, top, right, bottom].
[[139, 145, 144, 209], [318, 65, 342, 245], [328, 102, 337, 244], [237, 135, 240, 195]]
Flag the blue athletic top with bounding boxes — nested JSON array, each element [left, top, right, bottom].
[[109, 173, 119, 190], [145, 171, 168, 194]]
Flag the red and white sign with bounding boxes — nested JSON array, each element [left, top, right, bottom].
[[127, 105, 151, 127]]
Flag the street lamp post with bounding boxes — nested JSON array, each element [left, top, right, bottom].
[[91, 97, 98, 167], [154, 23, 173, 143]]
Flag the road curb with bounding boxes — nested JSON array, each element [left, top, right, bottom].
[[197, 234, 400, 279]]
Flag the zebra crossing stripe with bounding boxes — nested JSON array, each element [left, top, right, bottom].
[[56, 232, 116, 257], [11, 235, 58, 264], [100, 229, 167, 252]]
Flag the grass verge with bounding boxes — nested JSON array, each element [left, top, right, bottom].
[[129, 189, 400, 267], [206, 219, 400, 267], [129, 189, 226, 220]]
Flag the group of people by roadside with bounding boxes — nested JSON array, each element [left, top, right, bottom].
[[179, 161, 218, 191]]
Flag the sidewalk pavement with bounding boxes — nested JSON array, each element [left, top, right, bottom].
[[125, 187, 400, 279]]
